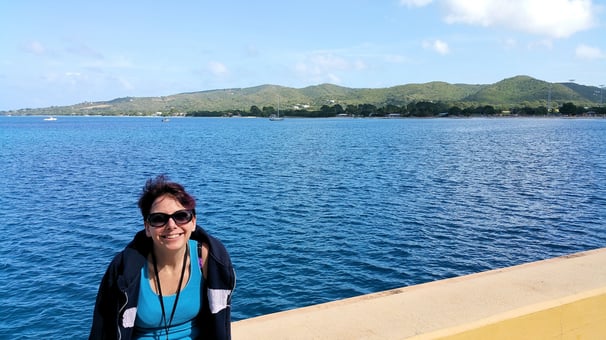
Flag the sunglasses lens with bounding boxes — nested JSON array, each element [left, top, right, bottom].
[[173, 211, 193, 224], [147, 210, 193, 227], [148, 213, 169, 227]]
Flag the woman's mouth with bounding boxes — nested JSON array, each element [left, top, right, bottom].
[[162, 232, 184, 239]]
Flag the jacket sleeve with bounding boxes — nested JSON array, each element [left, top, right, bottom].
[[89, 258, 119, 340], [198, 233, 236, 340]]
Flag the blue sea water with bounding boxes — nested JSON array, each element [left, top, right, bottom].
[[1, 116, 605, 338]]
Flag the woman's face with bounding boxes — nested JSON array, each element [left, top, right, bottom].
[[145, 194, 196, 252]]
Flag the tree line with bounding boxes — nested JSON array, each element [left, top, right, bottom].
[[188, 101, 606, 118]]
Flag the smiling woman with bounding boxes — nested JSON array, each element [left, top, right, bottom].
[[89, 175, 236, 340]]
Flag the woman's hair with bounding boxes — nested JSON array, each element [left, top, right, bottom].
[[138, 175, 196, 218]]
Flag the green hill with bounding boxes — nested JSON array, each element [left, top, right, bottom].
[[4, 75, 603, 116], [464, 76, 582, 106]]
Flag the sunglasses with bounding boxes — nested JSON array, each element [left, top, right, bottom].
[[146, 209, 195, 228]]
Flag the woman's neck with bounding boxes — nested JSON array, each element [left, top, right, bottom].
[[152, 246, 188, 270], [149, 243, 190, 297]]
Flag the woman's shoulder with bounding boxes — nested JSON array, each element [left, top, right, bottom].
[[103, 232, 149, 278], [191, 226, 232, 265]]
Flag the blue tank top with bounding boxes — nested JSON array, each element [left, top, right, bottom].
[[134, 240, 203, 339]]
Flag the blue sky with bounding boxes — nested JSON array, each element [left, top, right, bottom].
[[1, 0, 605, 111]]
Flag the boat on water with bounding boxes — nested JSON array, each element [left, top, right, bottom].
[[269, 96, 284, 121], [43, 116, 57, 121]]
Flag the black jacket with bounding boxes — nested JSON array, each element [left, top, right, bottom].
[[89, 226, 236, 340]]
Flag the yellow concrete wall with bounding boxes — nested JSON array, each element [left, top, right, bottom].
[[232, 248, 606, 339], [414, 288, 606, 339]]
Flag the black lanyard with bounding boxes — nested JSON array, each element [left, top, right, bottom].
[[151, 243, 188, 339]]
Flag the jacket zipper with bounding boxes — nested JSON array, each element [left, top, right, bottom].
[[117, 290, 129, 340]]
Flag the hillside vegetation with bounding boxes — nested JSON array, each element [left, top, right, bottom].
[[5, 75, 604, 116]]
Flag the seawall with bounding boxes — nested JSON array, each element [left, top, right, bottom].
[[232, 247, 606, 339]]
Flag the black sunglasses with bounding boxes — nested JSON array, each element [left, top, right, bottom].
[[146, 209, 195, 228]]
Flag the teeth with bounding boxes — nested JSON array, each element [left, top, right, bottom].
[[164, 233, 182, 239]]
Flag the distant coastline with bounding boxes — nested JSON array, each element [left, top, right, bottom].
[[2, 75, 605, 118]]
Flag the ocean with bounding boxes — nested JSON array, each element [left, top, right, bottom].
[[1, 116, 605, 338]]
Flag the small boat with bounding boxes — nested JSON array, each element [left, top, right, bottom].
[[269, 96, 284, 121], [43, 116, 57, 121], [162, 118, 170, 123]]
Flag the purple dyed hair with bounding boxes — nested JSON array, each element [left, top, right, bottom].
[[137, 175, 196, 219]]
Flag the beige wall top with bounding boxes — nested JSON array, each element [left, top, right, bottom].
[[232, 247, 606, 339]]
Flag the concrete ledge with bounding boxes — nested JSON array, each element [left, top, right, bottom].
[[232, 248, 606, 339]]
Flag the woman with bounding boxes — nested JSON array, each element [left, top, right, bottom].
[[90, 175, 236, 340]]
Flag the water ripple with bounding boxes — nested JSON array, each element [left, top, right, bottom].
[[1, 117, 605, 338]]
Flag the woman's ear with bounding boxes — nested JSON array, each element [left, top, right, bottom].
[[144, 221, 152, 237]]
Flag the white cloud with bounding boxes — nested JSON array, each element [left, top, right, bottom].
[[308, 54, 350, 70], [295, 53, 367, 83], [116, 76, 135, 91], [575, 44, 605, 60], [208, 61, 228, 76], [502, 38, 517, 50], [326, 73, 342, 84], [296, 53, 365, 74], [244, 44, 259, 57], [400, 0, 434, 7], [24, 41, 46, 55], [442, 0, 596, 38], [423, 39, 450, 54]]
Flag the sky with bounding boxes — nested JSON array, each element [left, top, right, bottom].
[[1, 0, 605, 111]]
